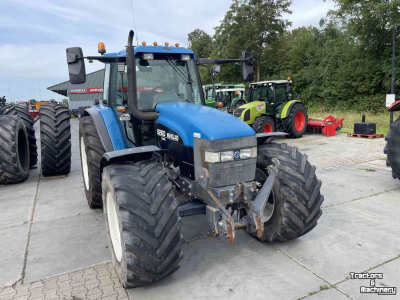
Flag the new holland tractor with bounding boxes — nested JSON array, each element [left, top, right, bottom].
[[233, 79, 308, 138], [384, 101, 400, 180], [64, 31, 323, 288]]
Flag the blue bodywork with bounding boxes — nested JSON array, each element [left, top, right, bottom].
[[92, 105, 126, 150], [103, 46, 195, 58], [156, 102, 255, 147]]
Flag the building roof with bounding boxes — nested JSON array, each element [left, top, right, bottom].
[[47, 69, 104, 97]]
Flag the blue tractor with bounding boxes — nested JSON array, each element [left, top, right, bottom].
[[63, 31, 324, 288]]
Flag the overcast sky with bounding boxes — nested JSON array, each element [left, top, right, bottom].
[[0, 0, 335, 102]]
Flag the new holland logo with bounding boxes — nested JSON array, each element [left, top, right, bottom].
[[157, 129, 179, 142], [234, 151, 240, 159]]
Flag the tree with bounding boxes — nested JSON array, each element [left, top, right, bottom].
[[213, 0, 292, 81], [188, 29, 213, 58], [62, 98, 69, 106]]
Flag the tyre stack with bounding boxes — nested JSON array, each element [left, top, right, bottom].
[[39, 104, 72, 176], [0, 114, 30, 184]]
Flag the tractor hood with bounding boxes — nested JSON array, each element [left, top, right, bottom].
[[156, 102, 255, 147]]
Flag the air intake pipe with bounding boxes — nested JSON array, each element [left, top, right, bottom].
[[126, 30, 157, 121]]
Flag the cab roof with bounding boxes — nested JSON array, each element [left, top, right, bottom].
[[103, 45, 194, 58], [251, 80, 291, 85]]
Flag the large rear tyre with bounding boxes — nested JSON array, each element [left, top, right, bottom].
[[254, 142, 324, 241], [384, 116, 400, 180], [253, 116, 275, 133], [0, 104, 38, 167], [283, 104, 308, 138], [39, 104, 71, 176], [102, 161, 183, 288], [0, 116, 30, 184], [79, 116, 106, 208]]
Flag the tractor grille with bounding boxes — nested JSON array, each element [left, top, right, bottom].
[[234, 108, 245, 118]]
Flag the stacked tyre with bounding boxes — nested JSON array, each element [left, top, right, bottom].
[[0, 104, 38, 167], [0, 115, 30, 185], [39, 104, 72, 176]]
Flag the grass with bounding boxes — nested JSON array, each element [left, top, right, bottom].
[[307, 108, 400, 134]]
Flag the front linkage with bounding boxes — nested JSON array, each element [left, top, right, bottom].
[[202, 158, 279, 245]]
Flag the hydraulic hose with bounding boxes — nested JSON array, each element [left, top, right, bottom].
[[126, 30, 157, 121]]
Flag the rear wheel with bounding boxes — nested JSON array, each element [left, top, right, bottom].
[[253, 142, 324, 241], [0, 104, 38, 167], [253, 116, 275, 133], [79, 116, 106, 208], [231, 100, 246, 111], [39, 104, 71, 176], [283, 104, 308, 138], [102, 161, 183, 288], [0, 116, 30, 184], [384, 116, 400, 180]]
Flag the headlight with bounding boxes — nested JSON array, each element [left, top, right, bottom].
[[240, 147, 257, 159], [181, 54, 191, 61], [251, 147, 257, 158], [205, 151, 220, 163], [240, 148, 252, 159], [221, 151, 234, 162], [142, 53, 154, 60]]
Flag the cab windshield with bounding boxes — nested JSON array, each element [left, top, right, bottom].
[[109, 58, 202, 110]]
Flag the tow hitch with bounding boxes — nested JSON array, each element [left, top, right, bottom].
[[205, 158, 280, 244]]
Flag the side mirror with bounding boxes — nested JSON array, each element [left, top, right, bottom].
[[241, 51, 253, 82], [286, 84, 292, 95], [66, 47, 86, 84], [286, 84, 293, 100], [213, 65, 221, 74]]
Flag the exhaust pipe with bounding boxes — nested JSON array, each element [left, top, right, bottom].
[[126, 30, 157, 121]]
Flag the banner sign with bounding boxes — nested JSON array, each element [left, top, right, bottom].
[[87, 88, 104, 93], [69, 88, 103, 94]]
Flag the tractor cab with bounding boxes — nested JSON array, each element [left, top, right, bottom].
[[234, 78, 308, 138], [100, 46, 203, 146], [215, 87, 246, 112]]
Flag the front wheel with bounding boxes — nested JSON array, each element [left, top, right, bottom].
[[253, 143, 324, 242], [283, 104, 308, 138], [253, 116, 275, 133], [102, 161, 183, 288]]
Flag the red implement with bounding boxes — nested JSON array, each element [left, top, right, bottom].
[[307, 116, 344, 137]]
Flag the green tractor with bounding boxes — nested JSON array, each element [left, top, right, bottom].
[[204, 84, 247, 112], [233, 79, 308, 138]]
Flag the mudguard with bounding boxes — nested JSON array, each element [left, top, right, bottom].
[[388, 100, 400, 112], [280, 100, 301, 119], [100, 146, 162, 173], [256, 132, 287, 145], [84, 106, 125, 151], [233, 101, 266, 125]]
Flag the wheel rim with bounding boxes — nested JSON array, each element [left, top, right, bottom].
[[107, 192, 123, 262], [263, 123, 273, 133], [80, 137, 89, 190], [294, 111, 306, 132], [255, 168, 275, 222]]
